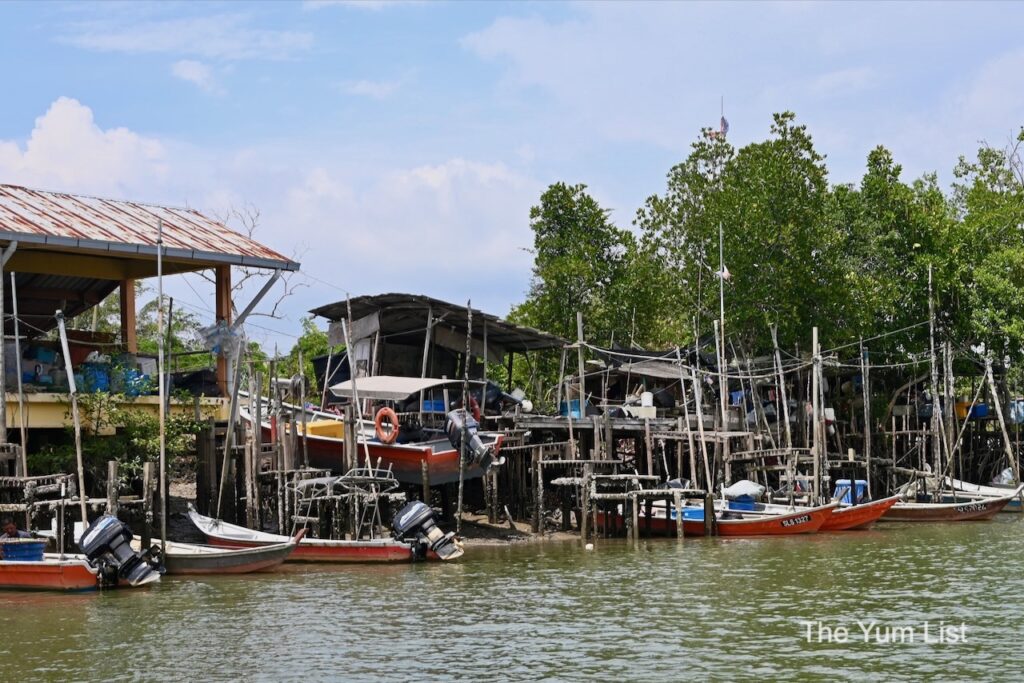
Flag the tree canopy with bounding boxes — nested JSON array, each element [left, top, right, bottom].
[[515, 115, 1024, 363]]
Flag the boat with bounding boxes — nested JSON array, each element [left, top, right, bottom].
[[939, 477, 1023, 513], [818, 495, 901, 531], [241, 376, 507, 486], [0, 515, 161, 591], [726, 495, 901, 531], [188, 502, 463, 562], [600, 500, 839, 537], [0, 551, 99, 592], [880, 484, 1024, 522], [132, 531, 303, 575]]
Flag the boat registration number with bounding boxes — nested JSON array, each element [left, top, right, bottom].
[[781, 514, 811, 527], [954, 503, 988, 513]]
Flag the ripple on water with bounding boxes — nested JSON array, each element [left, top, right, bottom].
[[2, 518, 1023, 680]]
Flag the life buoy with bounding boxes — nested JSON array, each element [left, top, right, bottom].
[[374, 407, 400, 444], [469, 396, 481, 422]]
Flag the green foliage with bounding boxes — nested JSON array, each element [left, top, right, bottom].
[[27, 391, 211, 487], [515, 117, 1024, 365]]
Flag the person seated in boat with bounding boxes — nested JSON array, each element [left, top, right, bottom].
[[0, 517, 31, 539]]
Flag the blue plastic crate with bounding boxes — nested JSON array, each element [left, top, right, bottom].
[[0, 539, 45, 561]]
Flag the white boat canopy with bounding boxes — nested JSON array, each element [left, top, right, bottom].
[[329, 375, 474, 401]]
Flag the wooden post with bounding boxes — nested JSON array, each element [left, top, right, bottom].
[[986, 358, 1019, 483], [418, 305, 433, 421], [532, 447, 542, 534], [555, 346, 567, 411], [580, 463, 591, 542], [141, 461, 154, 549], [644, 418, 655, 478], [811, 326, 821, 504], [771, 326, 793, 450], [673, 490, 684, 541], [421, 459, 431, 506], [106, 460, 119, 517], [626, 491, 634, 544], [860, 342, 872, 498], [576, 311, 586, 418], [703, 492, 716, 537], [214, 265, 232, 397], [119, 279, 138, 353]]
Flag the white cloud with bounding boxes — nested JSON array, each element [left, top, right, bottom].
[[171, 59, 222, 94], [0, 98, 539, 347], [340, 79, 401, 99], [61, 14, 313, 61], [0, 97, 168, 197]]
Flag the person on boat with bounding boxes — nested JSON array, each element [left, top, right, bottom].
[[0, 517, 30, 539]]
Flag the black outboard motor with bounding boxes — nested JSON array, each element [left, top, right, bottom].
[[445, 408, 506, 473], [392, 501, 464, 561], [78, 515, 161, 587]]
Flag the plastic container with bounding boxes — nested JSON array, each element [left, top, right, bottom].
[[640, 391, 654, 408], [970, 404, 990, 419], [559, 399, 587, 419], [0, 539, 46, 561], [81, 363, 111, 393], [833, 479, 868, 505], [421, 399, 446, 413]]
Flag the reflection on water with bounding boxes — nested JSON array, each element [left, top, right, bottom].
[[3, 519, 1022, 681]]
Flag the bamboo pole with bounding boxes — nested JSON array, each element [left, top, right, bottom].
[[576, 311, 586, 418], [55, 311, 87, 526], [10, 273, 26, 475], [860, 341, 872, 498], [986, 357, 1019, 483], [676, 347, 697, 484], [456, 300, 471, 535], [811, 326, 821, 504]]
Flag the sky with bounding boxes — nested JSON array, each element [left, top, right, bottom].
[[1, 0, 1023, 351]]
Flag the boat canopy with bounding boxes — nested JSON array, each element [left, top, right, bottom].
[[329, 375, 473, 401]]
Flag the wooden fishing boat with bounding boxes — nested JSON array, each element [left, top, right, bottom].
[[729, 495, 900, 532], [818, 495, 901, 531], [241, 377, 505, 486], [131, 531, 303, 575], [188, 506, 421, 563], [880, 485, 1023, 522], [0, 555, 98, 591], [600, 501, 838, 537], [939, 477, 1023, 513]]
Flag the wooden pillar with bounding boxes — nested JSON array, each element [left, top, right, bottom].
[[119, 279, 138, 353], [214, 265, 232, 397]]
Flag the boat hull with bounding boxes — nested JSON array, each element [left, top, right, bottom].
[[599, 502, 837, 537], [881, 496, 1012, 522], [204, 536, 415, 563], [820, 495, 901, 531], [254, 419, 498, 486], [0, 559, 97, 591]]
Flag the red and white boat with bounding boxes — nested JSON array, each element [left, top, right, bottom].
[[0, 554, 99, 591], [242, 376, 505, 486], [880, 485, 1022, 522], [188, 505, 461, 562], [600, 501, 838, 537], [819, 495, 901, 531]]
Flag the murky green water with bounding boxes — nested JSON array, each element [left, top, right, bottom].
[[3, 518, 1023, 681]]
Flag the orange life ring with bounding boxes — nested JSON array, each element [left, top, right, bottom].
[[374, 407, 400, 444]]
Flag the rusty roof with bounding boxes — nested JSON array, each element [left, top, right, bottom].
[[0, 183, 299, 271]]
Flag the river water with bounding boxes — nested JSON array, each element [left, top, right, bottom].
[[3, 517, 1023, 681]]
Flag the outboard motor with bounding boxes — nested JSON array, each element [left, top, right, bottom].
[[445, 409, 506, 473], [78, 515, 161, 587], [392, 501, 464, 561]]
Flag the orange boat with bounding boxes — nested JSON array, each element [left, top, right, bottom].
[[0, 556, 98, 591], [601, 501, 838, 537], [819, 495, 901, 531]]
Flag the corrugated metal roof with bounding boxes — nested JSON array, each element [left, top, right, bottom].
[[0, 184, 299, 271]]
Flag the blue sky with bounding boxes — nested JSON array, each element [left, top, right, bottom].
[[1, 1, 1023, 349]]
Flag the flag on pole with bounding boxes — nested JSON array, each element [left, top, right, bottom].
[[716, 264, 731, 281], [720, 116, 729, 136]]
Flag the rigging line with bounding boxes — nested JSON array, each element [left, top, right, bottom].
[[821, 321, 931, 354]]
